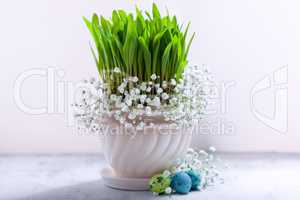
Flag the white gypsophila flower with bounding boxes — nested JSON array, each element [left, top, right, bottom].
[[121, 105, 129, 112], [161, 93, 169, 100], [145, 106, 151, 115], [113, 67, 121, 73], [162, 170, 171, 177], [118, 102, 126, 109], [169, 97, 178, 105], [124, 90, 129, 96], [122, 78, 128, 84], [162, 81, 168, 89], [146, 97, 152, 104], [140, 82, 147, 91], [150, 74, 157, 80], [139, 95, 147, 104], [137, 104, 143, 109], [157, 87, 163, 94], [119, 117, 125, 124], [126, 98, 132, 106], [146, 87, 152, 93], [130, 89, 135, 96], [199, 150, 208, 156], [152, 96, 161, 108], [125, 123, 133, 129], [114, 113, 121, 120], [134, 88, 140, 95], [115, 95, 122, 104], [128, 112, 136, 120], [115, 110, 121, 116], [110, 94, 117, 101], [209, 146, 216, 153], [173, 87, 179, 93], [170, 79, 176, 86], [118, 85, 124, 94], [165, 187, 172, 194], [132, 76, 139, 82]]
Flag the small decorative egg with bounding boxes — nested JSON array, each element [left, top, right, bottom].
[[171, 172, 192, 194], [149, 174, 171, 194], [186, 170, 201, 190]]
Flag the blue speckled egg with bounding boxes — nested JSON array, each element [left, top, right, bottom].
[[186, 170, 201, 190], [171, 172, 192, 194]]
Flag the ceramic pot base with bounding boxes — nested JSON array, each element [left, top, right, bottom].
[[101, 167, 149, 191]]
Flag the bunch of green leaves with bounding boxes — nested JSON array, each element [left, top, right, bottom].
[[83, 3, 194, 93]]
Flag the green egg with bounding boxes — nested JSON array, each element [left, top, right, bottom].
[[149, 174, 171, 194]]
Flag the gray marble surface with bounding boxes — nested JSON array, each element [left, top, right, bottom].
[[0, 153, 300, 200]]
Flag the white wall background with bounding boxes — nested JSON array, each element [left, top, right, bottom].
[[0, 0, 297, 153]]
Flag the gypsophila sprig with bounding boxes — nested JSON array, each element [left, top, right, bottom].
[[83, 3, 195, 93], [74, 65, 213, 133], [149, 147, 227, 195]]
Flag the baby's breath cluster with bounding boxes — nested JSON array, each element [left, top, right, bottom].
[[148, 147, 226, 196], [74, 65, 213, 133], [170, 147, 226, 190]]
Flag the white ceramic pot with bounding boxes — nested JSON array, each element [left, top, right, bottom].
[[101, 116, 193, 178]]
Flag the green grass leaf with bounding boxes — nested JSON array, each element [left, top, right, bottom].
[[83, 3, 194, 90], [161, 42, 172, 80], [138, 37, 151, 80]]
